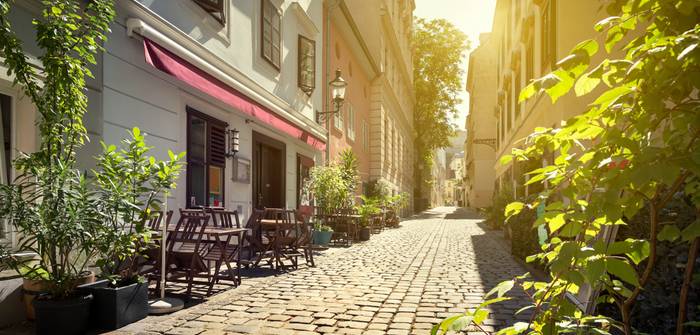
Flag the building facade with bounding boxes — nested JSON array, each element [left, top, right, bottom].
[[323, 0, 380, 189], [471, 0, 606, 200], [0, 0, 328, 325], [343, 0, 415, 212], [464, 33, 498, 208]]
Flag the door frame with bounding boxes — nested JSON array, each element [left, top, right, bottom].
[[252, 131, 286, 209], [296, 154, 314, 209]]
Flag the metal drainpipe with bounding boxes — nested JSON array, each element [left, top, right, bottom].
[[324, 0, 339, 165]]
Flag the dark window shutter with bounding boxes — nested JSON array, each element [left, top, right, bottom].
[[209, 123, 226, 166], [193, 0, 226, 25]]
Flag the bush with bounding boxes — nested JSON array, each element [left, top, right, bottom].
[[507, 202, 540, 263], [598, 195, 700, 334]]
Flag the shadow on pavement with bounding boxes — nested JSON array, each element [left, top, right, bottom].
[[443, 207, 484, 220]]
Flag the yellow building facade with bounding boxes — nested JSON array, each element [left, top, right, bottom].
[[466, 0, 608, 202]]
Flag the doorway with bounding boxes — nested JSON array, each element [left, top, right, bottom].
[[252, 132, 285, 209]]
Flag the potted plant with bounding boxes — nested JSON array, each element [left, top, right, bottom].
[[79, 128, 184, 330], [0, 2, 115, 333], [312, 223, 334, 246], [386, 192, 409, 228], [306, 162, 355, 245], [356, 196, 380, 241]]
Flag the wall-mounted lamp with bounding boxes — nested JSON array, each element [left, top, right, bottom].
[[317, 68, 348, 122], [226, 128, 240, 158]]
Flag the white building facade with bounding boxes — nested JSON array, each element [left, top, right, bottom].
[[0, 0, 327, 324]]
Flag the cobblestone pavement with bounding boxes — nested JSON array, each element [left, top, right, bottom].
[[121, 207, 530, 335]]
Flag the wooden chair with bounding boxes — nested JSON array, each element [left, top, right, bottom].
[[239, 209, 272, 268], [208, 209, 241, 228], [147, 210, 173, 231], [166, 213, 213, 296], [293, 211, 315, 267], [261, 208, 301, 270]]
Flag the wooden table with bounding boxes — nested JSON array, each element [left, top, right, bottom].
[[164, 225, 249, 288]]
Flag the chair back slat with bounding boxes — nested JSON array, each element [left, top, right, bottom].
[[167, 213, 210, 253], [147, 210, 173, 231], [207, 209, 240, 228]]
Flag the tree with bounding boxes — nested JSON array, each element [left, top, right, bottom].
[[0, 0, 116, 298], [412, 18, 469, 205], [434, 0, 700, 334]]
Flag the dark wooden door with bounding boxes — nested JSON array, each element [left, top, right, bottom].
[[253, 132, 285, 209]]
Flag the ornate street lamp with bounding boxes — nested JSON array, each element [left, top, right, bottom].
[[318, 69, 347, 122]]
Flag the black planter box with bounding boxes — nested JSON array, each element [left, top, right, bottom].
[[79, 280, 148, 330], [33, 294, 93, 335]]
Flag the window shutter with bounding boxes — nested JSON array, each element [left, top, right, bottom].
[[193, 0, 226, 24], [209, 123, 227, 166]]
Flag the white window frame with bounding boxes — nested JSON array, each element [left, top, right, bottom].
[[0, 91, 14, 248], [333, 105, 344, 132], [361, 119, 368, 151], [346, 103, 355, 141]]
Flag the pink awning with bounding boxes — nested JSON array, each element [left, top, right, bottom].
[[143, 39, 325, 151]]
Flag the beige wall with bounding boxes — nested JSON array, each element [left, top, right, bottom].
[[472, 0, 607, 198], [343, 0, 416, 212], [465, 33, 498, 208]]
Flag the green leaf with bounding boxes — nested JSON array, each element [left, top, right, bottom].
[[547, 213, 567, 232], [473, 309, 490, 324], [606, 258, 640, 286], [545, 70, 575, 103], [449, 315, 473, 331], [519, 81, 538, 102], [479, 297, 511, 308], [500, 154, 513, 165], [658, 224, 681, 242], [681, 220, 700, 242], [575, 72, 601, 96], [593, 85, 633, 110], [505, 202, 525, 218], [585, 257, 606, 284], [486, 280, 514, 298], [572, 39, 599, 57]]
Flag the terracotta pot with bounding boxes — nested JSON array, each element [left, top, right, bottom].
[[21, 271, 95, 320]]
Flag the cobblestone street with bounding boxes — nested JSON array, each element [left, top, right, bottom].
[[122, 207, 530, 335]]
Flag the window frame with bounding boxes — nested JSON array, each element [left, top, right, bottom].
[[192, 0, 226, 25], [297, 35, 316, 96], [346, 102, 355, 141], [261, 0, 282, 70], [333, 105, 344, 132], [186, 107, 228, 208], [0, 93, 12, 247]]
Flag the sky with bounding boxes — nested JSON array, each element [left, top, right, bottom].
[[413, 0, 497, 129]]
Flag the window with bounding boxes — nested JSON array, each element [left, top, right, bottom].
[[193, 0, 226, 24], [514, 68, 522, 118], [333, 105, 344, 131], [361, 119, 369, 151], [298, 35, 315, 96], [346, 103, 355, 141], [526, 35, 534, 82], [186, 107, 227, 208], [0, 94, 11, 243], [261, 0, 281, 69]]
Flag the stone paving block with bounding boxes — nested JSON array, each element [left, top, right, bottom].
[[129, 208, 531, 335]]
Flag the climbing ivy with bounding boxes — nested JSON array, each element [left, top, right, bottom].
[[434, 0, 700, 334]]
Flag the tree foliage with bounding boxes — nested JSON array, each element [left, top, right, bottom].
[[412, 18, 469, 196], [0, 0, 116, 299], [435, 0, 700, 334]]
